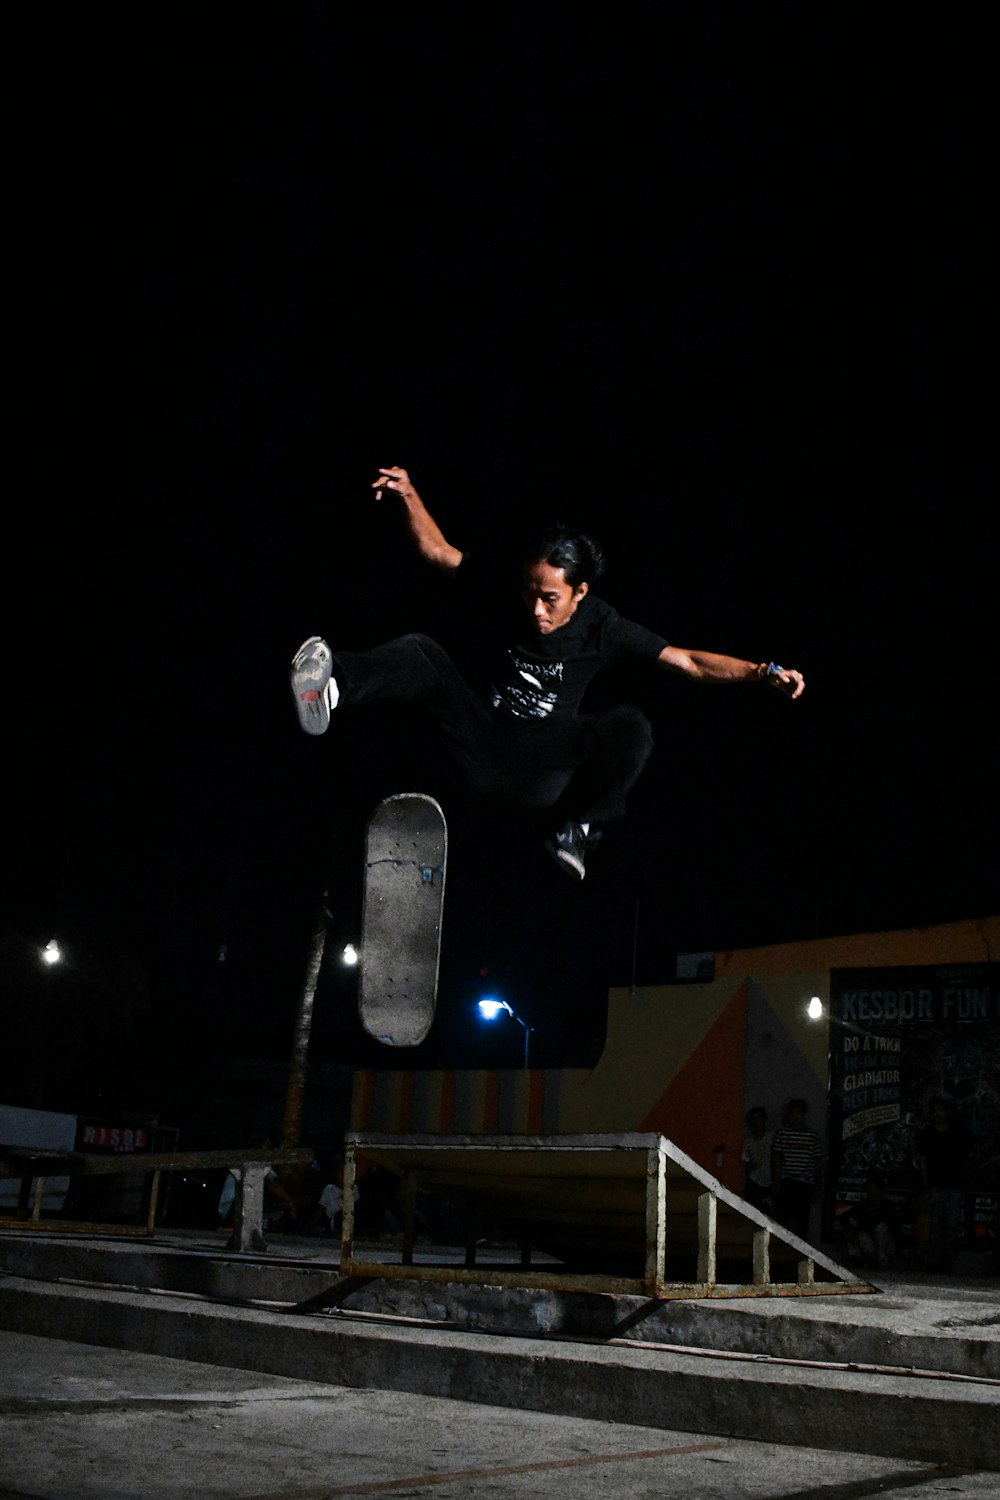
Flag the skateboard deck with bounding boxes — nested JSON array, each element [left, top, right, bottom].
[[359, 793, 447, 1046]]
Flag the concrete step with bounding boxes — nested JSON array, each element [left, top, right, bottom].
[[1, 1269, 997, 1470], [2, 1231, 997, 1380]]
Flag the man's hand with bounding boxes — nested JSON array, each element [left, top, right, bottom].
[[370, 465, 463, 570], [764, 665, 805, 699], [372, 466, 419, 504]]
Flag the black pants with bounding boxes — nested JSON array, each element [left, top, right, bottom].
[[775, 1179, 816, 1239], [333, 632, 654, 826], [742, 1179, 772, 1214]]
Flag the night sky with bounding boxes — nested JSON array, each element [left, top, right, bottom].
[[7, 5, 996, 1130]]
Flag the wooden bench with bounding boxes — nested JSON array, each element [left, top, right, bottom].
[[0, 1144, 315, 1253]]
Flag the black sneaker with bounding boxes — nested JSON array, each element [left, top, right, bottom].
[[290, 636, 339, 735], [546, 821, 601, 881]]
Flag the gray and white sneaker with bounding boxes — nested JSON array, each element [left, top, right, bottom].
[[546, 821, 602, 881], [290, 636, 339, 735]]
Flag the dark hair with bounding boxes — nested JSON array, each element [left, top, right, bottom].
[[526, 522, 605, 587]]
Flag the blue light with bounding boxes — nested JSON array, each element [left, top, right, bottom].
[[476, 994, 533, 1069], [478, 997, 508, 1020]]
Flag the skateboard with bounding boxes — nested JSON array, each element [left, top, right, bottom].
[[359, 793, 447, 1046]]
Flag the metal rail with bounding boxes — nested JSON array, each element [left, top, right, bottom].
[[0, 1144, 314, 1251], [339, 1132, 877, 1301]]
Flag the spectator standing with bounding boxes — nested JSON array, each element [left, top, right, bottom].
[[771, 1098, 822, 1240], [307, 1159, 360, 1238], [741, 1106, 774, 1212], [914, 1098, 972, 1272]]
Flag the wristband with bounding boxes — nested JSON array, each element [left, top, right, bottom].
[[757, 661, 783, 681]]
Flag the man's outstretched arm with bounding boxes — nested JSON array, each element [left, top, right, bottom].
[[372, 466, 464, 571], [658, 645, 805, 699]]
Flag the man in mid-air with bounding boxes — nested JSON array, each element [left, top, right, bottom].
[[291, 466, 804, 881]]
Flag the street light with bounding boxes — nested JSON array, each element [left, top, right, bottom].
[[477, 996, 533, 1069], [44, 852, 71, 967], [807, 996, 824, 1020]]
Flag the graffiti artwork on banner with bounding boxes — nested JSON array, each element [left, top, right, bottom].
[[827, 963, 1000, 1249]]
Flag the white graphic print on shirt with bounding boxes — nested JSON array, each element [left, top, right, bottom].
[[491, 653, 565, 719]]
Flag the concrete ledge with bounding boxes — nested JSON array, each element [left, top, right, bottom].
[[1, 1276, 997, 1470], [1, 1233, 997, 1380]]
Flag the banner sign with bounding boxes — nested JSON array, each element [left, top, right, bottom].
[[76, 1121, 152, 1154], [827, 963, 1000, 1253]]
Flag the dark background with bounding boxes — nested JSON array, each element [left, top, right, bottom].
[[6, 4, 996, 1136]]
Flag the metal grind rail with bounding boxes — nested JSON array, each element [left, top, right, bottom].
[[0, 1144, 315, 1252], [340, 1131, 878, 1300]]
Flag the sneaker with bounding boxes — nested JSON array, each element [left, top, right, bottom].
[[290, 636, 339, 735], [546, 821, 601, 881]]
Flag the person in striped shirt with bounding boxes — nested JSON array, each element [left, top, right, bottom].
[[771, 1098, 823, 1239]]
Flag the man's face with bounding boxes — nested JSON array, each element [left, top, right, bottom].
[[521, 559, 588, 635]]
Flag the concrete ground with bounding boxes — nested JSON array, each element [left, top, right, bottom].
[[2, 1328, 997, 1500], [1, 1228, 997, 1499]]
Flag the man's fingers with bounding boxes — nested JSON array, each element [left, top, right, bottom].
[[769, 668, 805, 699], [372, 466, 410, 500]]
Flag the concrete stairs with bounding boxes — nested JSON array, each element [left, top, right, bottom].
[[1, 1230, 997, 1470]]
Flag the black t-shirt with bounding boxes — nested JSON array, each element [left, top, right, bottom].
[[451, 555, 669, 722]]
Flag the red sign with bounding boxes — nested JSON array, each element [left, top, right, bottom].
[[78, 1123, 151, 1153]]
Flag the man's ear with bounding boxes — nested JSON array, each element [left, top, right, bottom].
[[574, 580, 589, 602]]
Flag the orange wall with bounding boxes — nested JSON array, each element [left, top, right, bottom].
[[349, 915, 1000, 1174]]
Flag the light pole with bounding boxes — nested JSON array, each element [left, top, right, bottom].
[[477, 997, 533, 1070]]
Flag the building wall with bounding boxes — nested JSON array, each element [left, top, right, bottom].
[[350, 915, 1000, 1194]]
